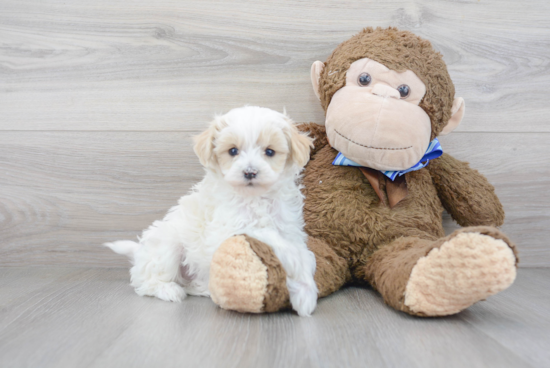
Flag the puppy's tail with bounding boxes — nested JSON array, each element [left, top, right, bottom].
[[104, 240, 140, 263]]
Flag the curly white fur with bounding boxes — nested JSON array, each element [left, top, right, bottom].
[[105, 106, 318, 316]]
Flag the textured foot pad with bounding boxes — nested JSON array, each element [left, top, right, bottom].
[[209, 235, 268, 313], [404, 232, 517, 316]]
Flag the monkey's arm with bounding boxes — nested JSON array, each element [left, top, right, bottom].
[[428, 153, 505, 227], [297, 123, 329, 157]]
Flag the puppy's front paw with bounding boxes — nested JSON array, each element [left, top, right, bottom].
[[287, 278, 318, 317], [137, 281, 186, 302]]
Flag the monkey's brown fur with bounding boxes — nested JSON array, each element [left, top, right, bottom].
[[292, 123, 514, 310], [209, 27, 518, 316]]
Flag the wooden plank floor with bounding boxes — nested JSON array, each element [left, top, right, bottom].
[[0, 267, 548, 368]]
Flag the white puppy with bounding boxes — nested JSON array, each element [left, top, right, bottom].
[[105, 106, 318, 316]]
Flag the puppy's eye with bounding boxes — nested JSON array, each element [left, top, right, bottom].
[[357, 73, 372, 86], [397, 84, 411, 98], [228, 148, 239, 156], [265, 149, 275, 157]]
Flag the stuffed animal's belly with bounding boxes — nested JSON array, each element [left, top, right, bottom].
[[302, 146, 444, 260]]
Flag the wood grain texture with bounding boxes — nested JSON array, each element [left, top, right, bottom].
[[0, 0, 549, 267], [1, 2, 548, 365], [0, 131, 203, 267], [0, 131, 548, 267], [0, 267, 548, 368], [0, 0, 549, 132]]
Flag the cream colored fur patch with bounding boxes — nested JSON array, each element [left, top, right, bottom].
[[404, 232, 516, 316], [209, 235, 268, 313]]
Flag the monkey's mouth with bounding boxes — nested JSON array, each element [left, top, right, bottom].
[[334, 129, 412, 151]]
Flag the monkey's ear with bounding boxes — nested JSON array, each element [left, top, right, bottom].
[[440, 97, 465, 136], [310, 61, 325, 100]]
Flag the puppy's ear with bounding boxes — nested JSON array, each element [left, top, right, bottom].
[[193, 116, 226, 168], [284, 115, 314, 168]]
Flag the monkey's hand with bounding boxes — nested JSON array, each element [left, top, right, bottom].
[[297, 123, 329, 157], [428, 153, 505, 227]]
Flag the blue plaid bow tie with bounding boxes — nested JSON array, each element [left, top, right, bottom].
[[332, 138, 443, 181]]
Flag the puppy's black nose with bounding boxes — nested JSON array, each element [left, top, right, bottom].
[[243, 168, 257, 180]]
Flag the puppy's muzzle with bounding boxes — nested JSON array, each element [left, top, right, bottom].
[[243, 168, 258, 180]]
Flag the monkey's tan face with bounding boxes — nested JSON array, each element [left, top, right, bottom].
[[324, 58, 431, 171]]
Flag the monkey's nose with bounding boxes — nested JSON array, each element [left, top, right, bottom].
[[371, 84, 400, 99], [243, 168, 258, 180]]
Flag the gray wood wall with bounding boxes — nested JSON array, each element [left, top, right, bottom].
[[1, 0, 549, 267]]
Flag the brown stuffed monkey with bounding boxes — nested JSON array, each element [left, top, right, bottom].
[[208, 27, 518, 317]]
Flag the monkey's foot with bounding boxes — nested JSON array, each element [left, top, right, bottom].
[[209, 235, 289, 313], [404, 229, 517, 316]]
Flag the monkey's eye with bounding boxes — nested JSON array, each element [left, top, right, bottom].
[[357, 73, 372, 86], [229, 148, 239, 156], [397, 84, 411, 98], [265, 148, 275, 157]]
